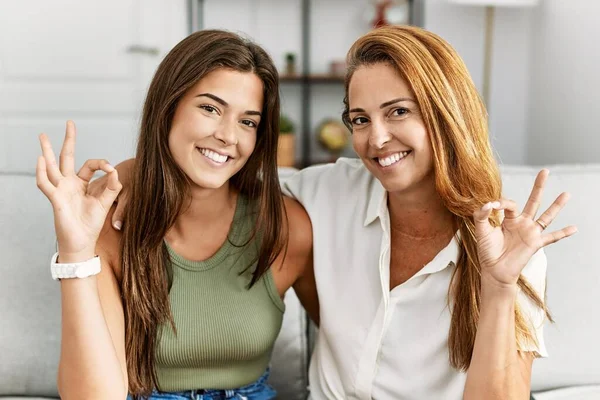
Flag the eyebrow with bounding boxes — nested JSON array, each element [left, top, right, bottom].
[[196, 92, 262, 116], [349, 97, 416, 113]]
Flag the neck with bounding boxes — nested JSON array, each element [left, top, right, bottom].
[[387, 183, 455, 240], [169, 182, 238, 237]]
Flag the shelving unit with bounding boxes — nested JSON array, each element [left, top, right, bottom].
[[279, 74, 344, 84], [281, 0, 424, 168]]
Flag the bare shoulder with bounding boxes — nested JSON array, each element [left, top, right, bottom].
[[281, 196, 319, 325], [97, 205, 123, 282], [269, 196, 313, 292], [283, 195, 313, 256]]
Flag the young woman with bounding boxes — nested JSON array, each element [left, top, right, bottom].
[[36, 30, 317, 400], [98, 26, 575, 399]]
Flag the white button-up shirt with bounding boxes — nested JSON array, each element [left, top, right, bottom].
[[282, 158, 547, 400]]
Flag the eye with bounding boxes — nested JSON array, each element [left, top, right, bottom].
[[199, 104, 219, 114], [391, 107, 409, 117], [351, 116, 369, 126], [241, 119, 258, 128]]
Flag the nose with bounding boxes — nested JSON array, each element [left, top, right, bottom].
[[368, 120, 392, 149], [213, 117, 238, 146]]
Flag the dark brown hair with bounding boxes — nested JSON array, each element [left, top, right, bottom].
[[343, 25, 550, 370], [120, 30, 286, 396]]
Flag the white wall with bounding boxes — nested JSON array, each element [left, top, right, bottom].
[[430, 0, 600, 166], [0, 0, 189, 174], [2, 1, 595, 170], [488, 7, 535, 165], [425, 0, 535, 165], [527, 0, 600, 165]]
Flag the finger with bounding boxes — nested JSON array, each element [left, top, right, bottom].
[[536, 192, 571, 230], [542, 225, 578, 246], [59, 120, 77, 176], [77, 159, 113, 183], [112, 191, 128, 231], [521, 169, 549, 219], [473, 202, 496, 237], [35, 156, 56, 198], [492, 198, 520, 219], [38, 133, 63, 184], [98, 169, 122, 212]]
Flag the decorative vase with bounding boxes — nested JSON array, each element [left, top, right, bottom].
[[277, 133, 296, 167]]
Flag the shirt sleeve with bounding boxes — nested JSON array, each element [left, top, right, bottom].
[[280, 168, 303, 199], [516, 248, 549, 357], [280, 164, 331, 206]]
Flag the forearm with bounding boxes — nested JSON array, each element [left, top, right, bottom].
[[463, 282, 530, 400], [58, 275, 127, 399]]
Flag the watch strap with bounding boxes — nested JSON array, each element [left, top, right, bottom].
[[50, 252, 101, 281]]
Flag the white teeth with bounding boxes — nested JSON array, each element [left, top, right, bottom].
[[377, 151, 409, 167], [199, 148, 228, 164]]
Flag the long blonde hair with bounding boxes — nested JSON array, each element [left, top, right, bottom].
[[342, 25, 550, 370]]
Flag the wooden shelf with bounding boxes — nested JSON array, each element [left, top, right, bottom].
[[294, 156, 347, 170], [280, 74, 344, 84]]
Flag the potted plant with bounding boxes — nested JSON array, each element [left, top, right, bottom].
[[278, 114, 296, 167], [285, 52, 297, 76]]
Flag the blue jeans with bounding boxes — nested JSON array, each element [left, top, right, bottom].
[[128, 368, 276, 400]]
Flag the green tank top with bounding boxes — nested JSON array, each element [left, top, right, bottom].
[[155, 195, 285, 391]]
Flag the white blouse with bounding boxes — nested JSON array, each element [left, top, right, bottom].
[[282, 158, 547, 400]]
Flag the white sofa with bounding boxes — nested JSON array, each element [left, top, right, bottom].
[[1, 165, 599, 400]]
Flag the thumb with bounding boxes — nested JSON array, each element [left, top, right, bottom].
[[98, 169, 122, 214], [473, 201, 499, 238], [112, 190, 128, 231]]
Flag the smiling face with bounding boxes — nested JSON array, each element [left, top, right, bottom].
[[168, 68, 264, 190], [349, 62, 435, 195]]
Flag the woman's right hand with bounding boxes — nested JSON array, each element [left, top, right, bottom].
[[36, 121, 122, 262]]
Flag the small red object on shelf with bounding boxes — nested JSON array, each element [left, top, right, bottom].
[[372, 0, 393, 28]]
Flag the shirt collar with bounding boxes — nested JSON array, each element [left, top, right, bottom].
[[363, 173, 461, 276], [413, 233, 461, 277], [363, 178, 387, 227]]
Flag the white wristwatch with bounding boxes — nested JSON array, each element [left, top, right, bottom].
[[50, 252, 102, 281]]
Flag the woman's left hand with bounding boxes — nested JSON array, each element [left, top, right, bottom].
[[474, 169, 577, 289]]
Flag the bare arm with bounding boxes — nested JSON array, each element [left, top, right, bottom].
[[57, 224, 128, 399], [281, 196, 320, 326], [37, 122, 127, 399], [463, 284, 533, 399]]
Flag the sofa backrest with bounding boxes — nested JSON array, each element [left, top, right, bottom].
[[501, 165, 600, 392], [0, 173, 61, 397]]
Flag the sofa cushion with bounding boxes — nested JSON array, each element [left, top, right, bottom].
[[269, 290, 309, 400], [532, 384, 600, 400], [501, 165, 600, 392], [0, 173, 60, 398]]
